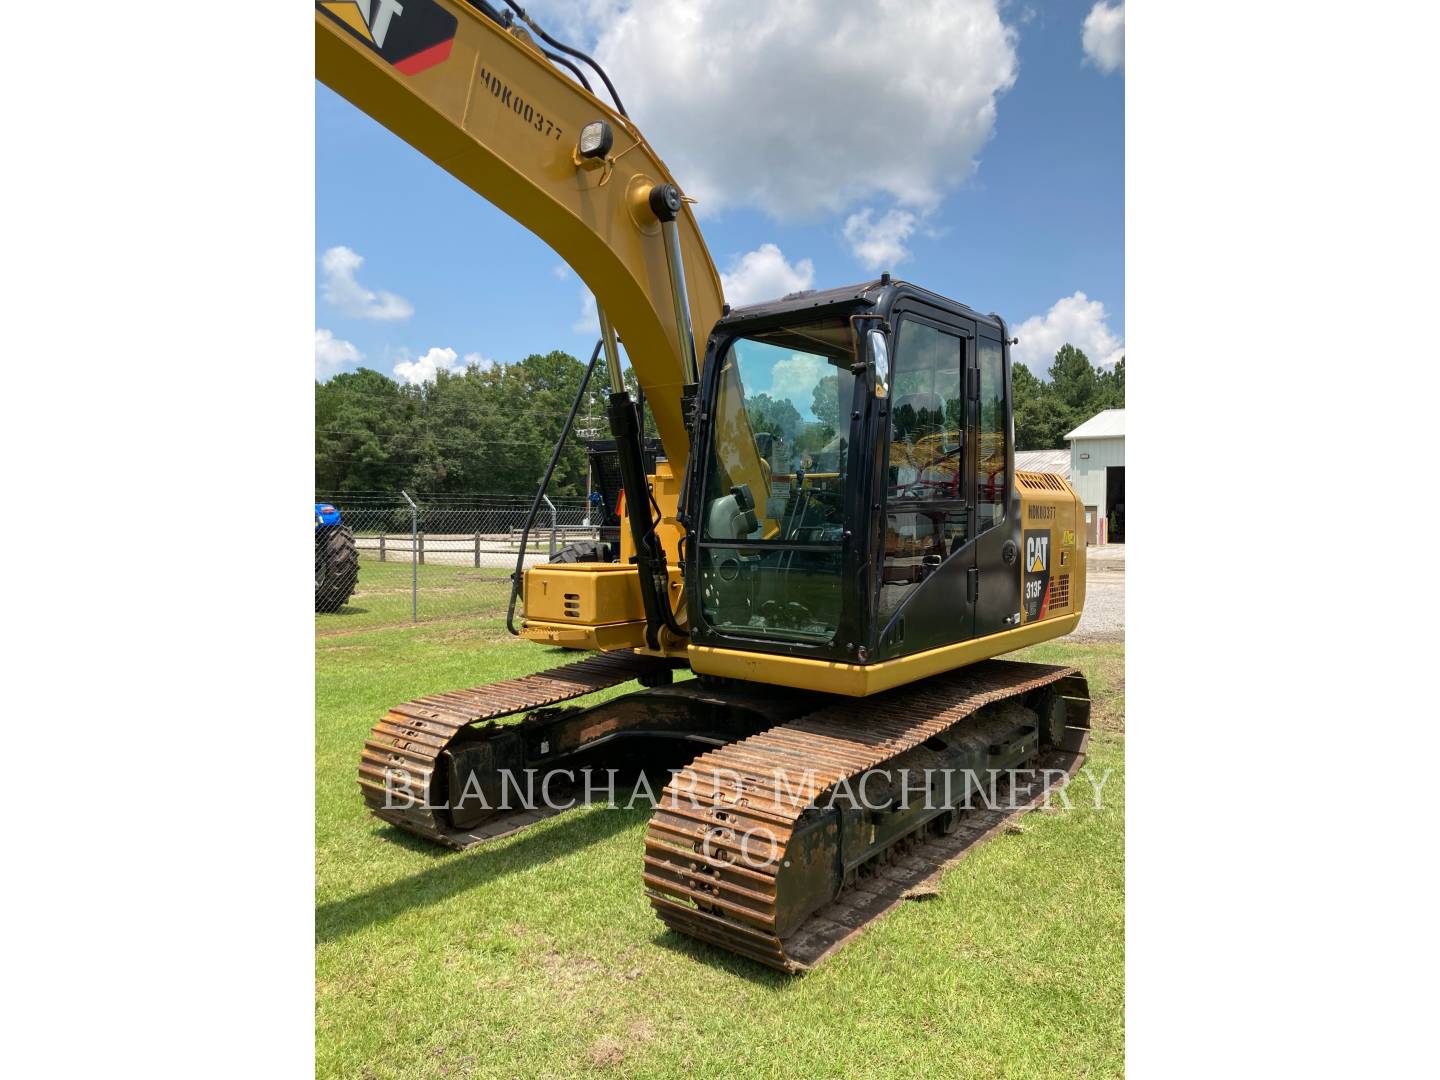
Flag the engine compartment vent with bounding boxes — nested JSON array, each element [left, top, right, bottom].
[[1051, 574, 1070, 609], [1016, 470, 1067, 492]]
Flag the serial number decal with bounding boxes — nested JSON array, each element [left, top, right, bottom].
[[1027, 504, 1056, 520], [478, 67, 564, 141]]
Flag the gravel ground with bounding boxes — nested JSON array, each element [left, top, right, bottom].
[[1075, 546, 1125, 641]]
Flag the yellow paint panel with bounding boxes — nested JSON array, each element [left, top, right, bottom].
[[688, 614, 1082, 697], [1016, 471, 1086, 623], [522, 561, 683, 640], [519, 618, 648, 651], [523, 563, 647, 625]]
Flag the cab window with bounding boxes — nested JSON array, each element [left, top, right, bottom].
[[976, 336, 1007, 532], [880, 319, 965, 619]]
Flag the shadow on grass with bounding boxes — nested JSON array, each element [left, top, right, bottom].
[[316, 803, 639, 945], [647, 929, 794, 987]]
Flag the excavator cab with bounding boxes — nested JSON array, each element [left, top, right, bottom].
[[685, 278, 1086, 694]]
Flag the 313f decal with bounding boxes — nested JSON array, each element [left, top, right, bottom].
[[1022, 529, 1051, 622]]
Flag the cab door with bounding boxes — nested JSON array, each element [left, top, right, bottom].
[[873, 306, 976, 658], [970, 330, 1020, 636]]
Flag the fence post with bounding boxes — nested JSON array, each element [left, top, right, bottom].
[[474, 531, 481, 568], [379, 533, 386, 562], [419, 532, 426, 566], [543, 494, 557, 558], [402, 490, 418, 623]]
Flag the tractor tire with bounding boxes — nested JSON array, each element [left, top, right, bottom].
[[549, 540, 616, 564], [316, 526, 360, 612]]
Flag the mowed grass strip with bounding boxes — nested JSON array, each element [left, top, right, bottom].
[[316, 559, 514, 634], [317, 626, 1124, 1078]]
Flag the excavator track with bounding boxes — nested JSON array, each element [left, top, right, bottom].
[[643, 659, 1091, 972], [358, 649, 677, 848]]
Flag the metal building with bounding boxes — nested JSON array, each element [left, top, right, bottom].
[[1013, 448, 1072, 480], [1065, 409, 1125, 544]]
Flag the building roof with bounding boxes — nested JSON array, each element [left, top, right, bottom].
[[1014, 449, 1071, 479], [1065, 408, 1125, 441]]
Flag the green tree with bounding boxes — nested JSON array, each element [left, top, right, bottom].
[[315, 368, 424, 494], [1048, 344, 1098, 414], [746, 393, 804, 444], [1096, 356, 1125, 409], [1009, 346, 1124, 450], [810, 374, 840, 430], [1011, 361, 1047, 450]]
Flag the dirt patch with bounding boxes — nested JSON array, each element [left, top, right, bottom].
[[587, 1037, 626, 1069], [535, 947, 603, 1000], [543, 950, 600, 978]]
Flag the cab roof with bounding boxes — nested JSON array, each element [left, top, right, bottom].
[[715, 277, 1006, 336]]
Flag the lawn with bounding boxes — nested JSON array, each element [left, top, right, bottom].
[[317, 558, 515, 634], [317, 625, 1124, 1078]]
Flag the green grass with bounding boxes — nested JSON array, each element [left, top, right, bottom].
[[317, 558, 514, 634], [317, 627, 1124, 1078]]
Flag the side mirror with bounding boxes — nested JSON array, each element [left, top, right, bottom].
[[868, 328, 889, 398]]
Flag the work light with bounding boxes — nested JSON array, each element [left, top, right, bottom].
[[577, 120, 613, 159]]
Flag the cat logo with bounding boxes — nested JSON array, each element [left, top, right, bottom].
[[317, 1, 459, 75], [1026, 535, 1049, 573], [1021, 529, 1053, 622]]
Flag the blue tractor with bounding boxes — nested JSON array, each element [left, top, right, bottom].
[[315, 503, 359, 612]]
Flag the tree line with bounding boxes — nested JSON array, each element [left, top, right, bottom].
[[315, 344, 1122, 496], [1013, 345, 1125, 450], [315, 350, 646, 499]]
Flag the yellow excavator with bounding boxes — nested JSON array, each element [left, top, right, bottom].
[[320, 0, 1091, 972]]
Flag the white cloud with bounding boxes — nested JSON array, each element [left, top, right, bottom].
[[393, 346, 467, 386], [720, 244, 815, 307], [843, 207, 919, 270], [1013, 292, 1124, 373], [574, 289, 600, 335], [527, 0, 624, 45], [463, 351, 496, 371], [593, 1, 1017, 219], [552, 263, 571, 280], [315, 328, 360, 376], [1082, 2, 1125, 73], [320, 245, 414, 321], [770, 353, 831, 414]]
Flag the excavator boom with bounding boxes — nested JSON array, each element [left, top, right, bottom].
[[318, 0, 715, 465]]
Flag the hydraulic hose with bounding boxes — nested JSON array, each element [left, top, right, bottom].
[[460, 2, 594, 93], [505, 340, 602, 635], [539, 48, 592, 91], [499, 0, 629, 117], [607, 391, 685, 647]]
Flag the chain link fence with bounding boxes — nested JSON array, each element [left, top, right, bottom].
[[315, 492, 600, 631]]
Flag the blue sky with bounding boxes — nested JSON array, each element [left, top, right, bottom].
[[316, 1, 1124, 385]]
